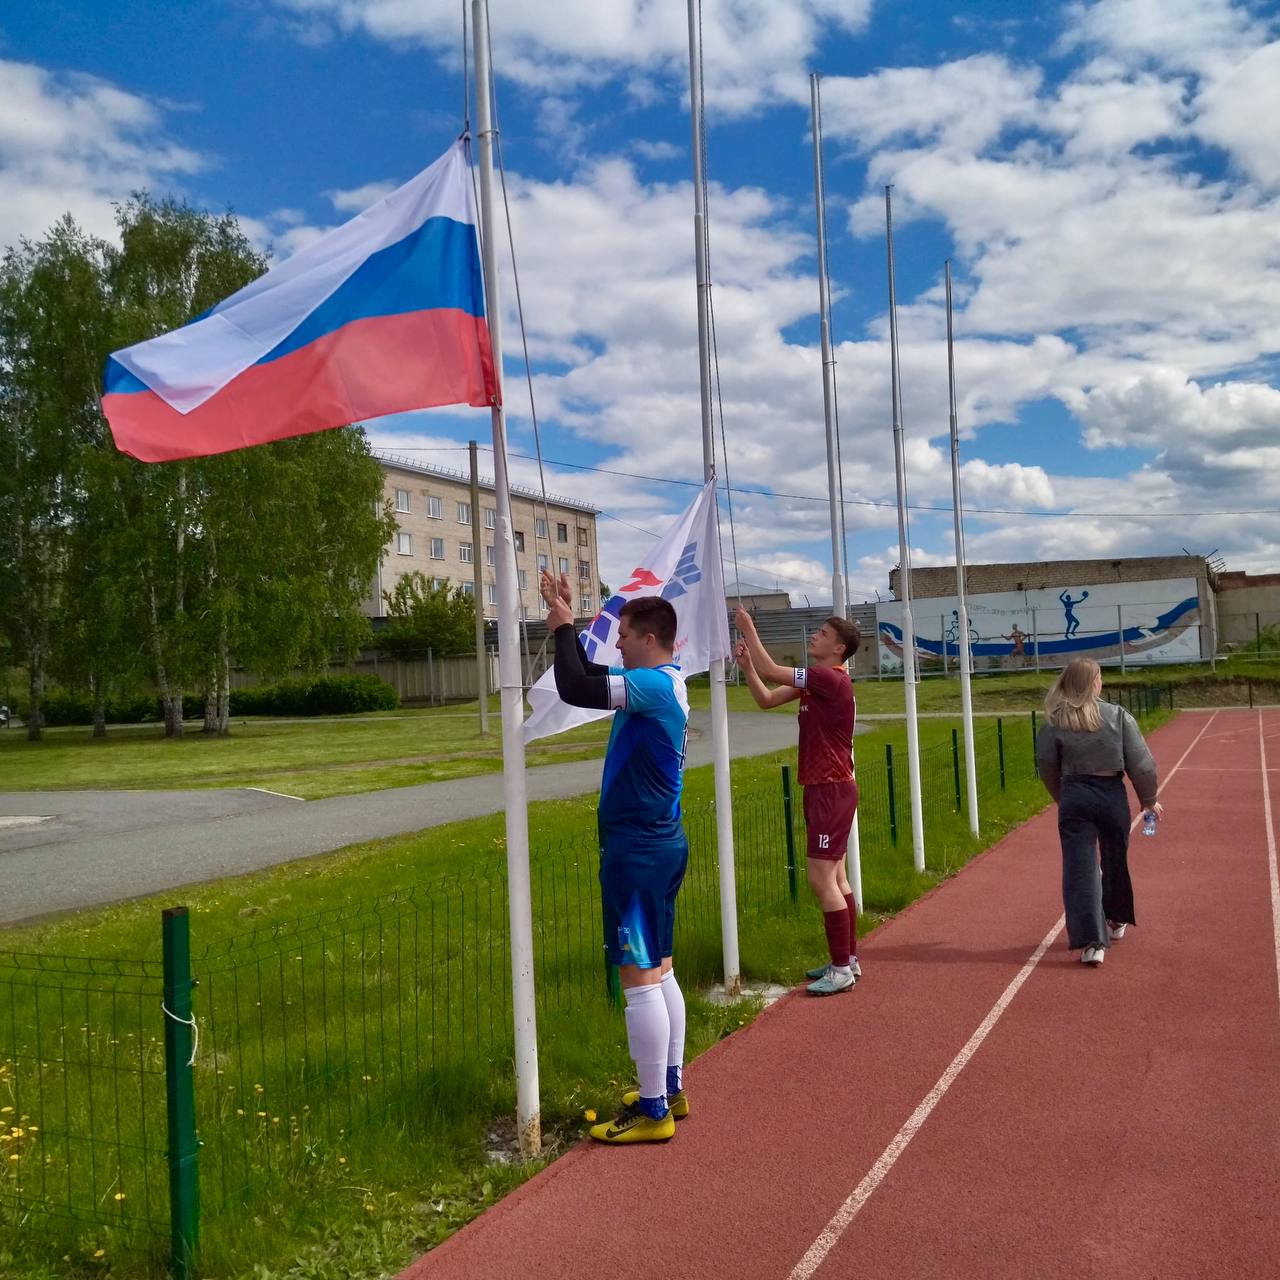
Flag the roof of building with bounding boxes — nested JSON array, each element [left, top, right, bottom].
[[724, 579, 791, 598], [374, 449, 598, 515]]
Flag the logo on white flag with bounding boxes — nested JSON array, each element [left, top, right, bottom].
[[522, 482, 730, 744]]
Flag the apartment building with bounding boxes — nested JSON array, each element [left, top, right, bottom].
[[368, 451, 601, 621]]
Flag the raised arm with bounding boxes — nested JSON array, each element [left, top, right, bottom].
[[735, 641, 801, 710], [734, 606, 801, 688], [542, 570, 614, 709]]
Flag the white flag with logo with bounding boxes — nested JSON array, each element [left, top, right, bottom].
[[522, 479, 731, 743]]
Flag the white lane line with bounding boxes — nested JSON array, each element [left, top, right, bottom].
[[245, 786, 305, 801], [787, 710, 1220, 1280], [1256, 713, 1280, 1018]]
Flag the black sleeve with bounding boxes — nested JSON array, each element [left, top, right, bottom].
[[552, 624, 613, 710]]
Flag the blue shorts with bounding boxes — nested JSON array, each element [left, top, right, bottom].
[[599, 834, 689, 969]]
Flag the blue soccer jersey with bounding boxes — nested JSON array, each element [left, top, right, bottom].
[[598, 663, 689, 843]]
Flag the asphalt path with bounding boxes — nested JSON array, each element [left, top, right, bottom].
[[400, 709, 1280, 1280], [0, 710, 800, 924]]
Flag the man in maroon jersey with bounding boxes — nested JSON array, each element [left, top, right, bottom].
[[734, 606, 861, 995]]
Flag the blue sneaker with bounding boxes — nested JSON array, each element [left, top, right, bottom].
[[807, 957, 861, 982], [806, 965, 856, 996]]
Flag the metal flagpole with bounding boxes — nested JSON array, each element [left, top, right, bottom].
[[472, 0, 540, 1155], [885, 186, 926, 872], [810, 72, 862, 910], [810, 74, 845, 618], [945, 262, 979, 838], [468, 440, 489, 735], [687, 0, 740, 997]]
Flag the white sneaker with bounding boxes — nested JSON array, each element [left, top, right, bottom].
[[850, 957, 862, 981], [1081, 945, 1105, 966], [1107, 921, 1128, 942]]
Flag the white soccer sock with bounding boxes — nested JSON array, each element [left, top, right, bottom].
[[660, 968, 686, 1092], [623, 982, 670, 1103]]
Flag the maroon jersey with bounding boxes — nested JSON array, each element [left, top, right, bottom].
[[795, 664, 855, 785]]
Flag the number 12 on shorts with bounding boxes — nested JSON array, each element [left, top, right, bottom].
[[817, 834, 830, 849]]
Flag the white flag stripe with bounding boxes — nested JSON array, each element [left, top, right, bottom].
[[522, 480, 731, 743]]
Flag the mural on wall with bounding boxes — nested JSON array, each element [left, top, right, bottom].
[[877, 577, 1203, 674]]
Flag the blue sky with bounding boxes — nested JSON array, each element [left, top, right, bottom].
[[5, 0, 1280, 601]]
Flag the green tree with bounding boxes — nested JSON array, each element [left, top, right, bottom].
[[0, 219, 113, 740], [379, 574, 479, 659]]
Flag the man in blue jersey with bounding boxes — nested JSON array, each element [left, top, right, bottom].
[[541, 570, 690, 1145]]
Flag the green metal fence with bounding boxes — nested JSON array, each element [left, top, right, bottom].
[[0, 693, 1169, 1275]]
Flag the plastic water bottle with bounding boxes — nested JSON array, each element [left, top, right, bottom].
[[1141, 810, 1158, 837]]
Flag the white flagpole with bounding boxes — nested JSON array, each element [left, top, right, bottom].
[[810, 75, 845, 619], [687, 0, 741, 997], [945, 262, 979, 838], [885, 187, 926, 873], [472, 0, 540, 1156], [810, 72, 863, 910]]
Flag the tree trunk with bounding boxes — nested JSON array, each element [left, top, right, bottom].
[[146, 578, 182, 738], [90, 669, 107, 739], [26, 653, 44, 743], [217, 641, 231, 737], [203, 674, 219, 735]]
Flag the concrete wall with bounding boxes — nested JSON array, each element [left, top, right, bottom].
[[1214, 572, 1280, 649]]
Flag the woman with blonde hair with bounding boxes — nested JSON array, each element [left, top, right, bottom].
[[1035, 658, 1162, 966]]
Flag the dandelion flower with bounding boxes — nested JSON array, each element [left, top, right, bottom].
[[338, 1157, 346, 1165], [93, 1249, 105, 1259], [584, 1109, 597, 1122], [113, 1192, 125, 1201]]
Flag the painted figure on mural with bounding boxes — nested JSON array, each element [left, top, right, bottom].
[[1059, 589, 1089, 639]]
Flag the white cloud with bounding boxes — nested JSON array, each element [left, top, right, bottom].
[[328, 179, 398, 212], [0, 59, 206, 249], [271, 0, 872, 112]]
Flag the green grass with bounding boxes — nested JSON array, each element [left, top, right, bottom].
[[0, 698, 1171, 1280], [0, 700, 608, 799]]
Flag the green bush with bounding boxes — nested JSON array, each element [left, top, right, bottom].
[[230, 674, 399, 716]]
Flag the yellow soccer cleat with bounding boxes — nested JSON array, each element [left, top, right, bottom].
[[589, 1100, 675, 1144], [622, 1089, 690, 1120]]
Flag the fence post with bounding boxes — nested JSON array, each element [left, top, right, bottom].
[[1168, 683, 1174, 711], [1030, 710, 1038, 777], [1118, 605, 1126, 674], [951, 728, 962, 813], [1031, 608, 1040, 674], [1257, 612, 1262, 654], [886, 744, 898, 845], [162, 907, 199, 1280], [941, 614, 948, 676], [1249, 676, 1254, 709], [606, 959, 621, 1006], [997, 717, 1006, 790], [782, 765, 798, 904]]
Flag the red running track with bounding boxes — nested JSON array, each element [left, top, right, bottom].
[[399, 710, 1280, 1280]]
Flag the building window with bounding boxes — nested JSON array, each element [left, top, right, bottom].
[[581, 596, 593, 615], [557, 522, 568, 543], [426, 495, 442, 519], [462, 580, 475, 597], [537, 553, 549, 574], [395, 488, 411, 514], [558, 557, 570, 576], [520, 606, 529, 620], [518, 569, 528, 590], [578, 528, 589, 547], [578, 560, 591, 581], [396, 531, 413, 555], [514, 530, 525, 553], [484, 507, 496, 530], [432, 577, 447, 590], [487, 583, 497, 605], [536, 518, 548, 539], [429, 538, 444, 560], [460, 542, 473, 563], [457, 501, 471, 524], [485, 544, 496, 567]]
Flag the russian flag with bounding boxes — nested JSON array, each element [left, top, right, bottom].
[[102, 141, 497, 463]]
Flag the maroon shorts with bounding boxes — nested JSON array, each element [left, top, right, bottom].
[[803, 779, 859, 861]]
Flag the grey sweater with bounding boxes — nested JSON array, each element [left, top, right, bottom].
[[1035, 700, 1158, 809]]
